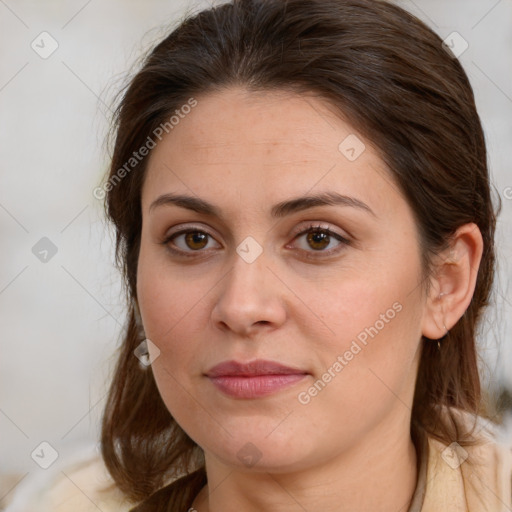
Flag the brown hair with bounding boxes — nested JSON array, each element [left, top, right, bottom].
[[99, 0, 501, 505]]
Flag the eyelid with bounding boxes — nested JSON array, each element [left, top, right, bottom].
[[289, 221, 347, 240], [162, 221, 351, 257], [162, 224, 221, 256], [286, 221, 351, 256], [164, 223, 217, 239], [163, 222, 346, 240]]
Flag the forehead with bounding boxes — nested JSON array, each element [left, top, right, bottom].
[[155, 88, 350, 160], [141, 87, 399, 219]]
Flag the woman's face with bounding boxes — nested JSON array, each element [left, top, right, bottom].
[[137, 87, 428, 472]]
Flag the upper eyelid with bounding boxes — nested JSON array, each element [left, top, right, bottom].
[[165, 221, 346, 240], [289, 222, 345, 238], [165, 224, 218, 241], [165, 223, 348, 251]]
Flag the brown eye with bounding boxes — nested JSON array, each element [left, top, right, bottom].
[[306, 229, 331, 251], [290, 223, 350, 258], [163, 228, 220, 255], [183, 231, 209, 250]]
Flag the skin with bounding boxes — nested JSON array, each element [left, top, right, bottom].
[[136, 87, 483, 511]]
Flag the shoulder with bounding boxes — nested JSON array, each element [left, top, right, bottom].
[[422, 407, 512, 512], [6, 445, 137, 512]]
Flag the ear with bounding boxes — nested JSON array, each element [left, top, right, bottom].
[[421, 223, 484, 340]]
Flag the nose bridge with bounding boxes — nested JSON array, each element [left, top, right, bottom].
[[225, 242, 269, 302], [212, 239, 285, 333]]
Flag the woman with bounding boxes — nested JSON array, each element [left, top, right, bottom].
[[14, 0, 511, 510]]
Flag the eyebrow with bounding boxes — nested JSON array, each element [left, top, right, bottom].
[[149, 191, 376, 218]]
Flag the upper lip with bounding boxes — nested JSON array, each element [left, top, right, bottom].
[[205, 359, 308, 377]]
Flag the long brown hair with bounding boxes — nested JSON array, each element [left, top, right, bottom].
[[99, 0, 501, 505]]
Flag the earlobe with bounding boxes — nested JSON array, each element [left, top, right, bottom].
[[133, 298, 146, 337], [422, 287, 449, 342], [421, 223, 484, 342], [133, 298, 141, 323]]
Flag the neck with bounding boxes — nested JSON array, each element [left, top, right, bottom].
[[192, 412, 419, 512]]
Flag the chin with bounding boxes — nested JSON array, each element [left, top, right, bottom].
[[198, 425, 318, 473]]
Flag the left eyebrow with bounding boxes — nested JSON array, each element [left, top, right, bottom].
[[148, 191, 377, 219], [271, 191, 376, 218]]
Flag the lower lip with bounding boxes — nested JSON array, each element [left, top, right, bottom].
[[208, 374, 307, 399]]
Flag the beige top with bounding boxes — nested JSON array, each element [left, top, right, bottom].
[[6, 418, 512, 512], [410, 425, 512, 512]]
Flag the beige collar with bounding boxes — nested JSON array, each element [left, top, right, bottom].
[[408, 428, 512, 512]]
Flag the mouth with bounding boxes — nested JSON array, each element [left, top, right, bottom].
[[205, 359, 309, 399]]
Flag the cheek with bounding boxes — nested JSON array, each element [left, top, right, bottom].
[[291, 288, 421, 449], [307, 264, 420, 355], [299, 254, 423, 410], [138, 264, 204, 426], [136, 258, 199, 400], [137, 242, 204, 347]]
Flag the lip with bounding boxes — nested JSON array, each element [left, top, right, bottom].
[[205, 359, 308, 399], [206, 359, 307, 377]]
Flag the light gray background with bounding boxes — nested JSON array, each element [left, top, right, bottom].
[[1, 0, 511, 501]]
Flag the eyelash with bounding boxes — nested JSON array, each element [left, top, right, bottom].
[[161, 222, 351, 260]]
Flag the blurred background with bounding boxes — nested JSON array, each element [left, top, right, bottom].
[[0, 0, 511, 507]]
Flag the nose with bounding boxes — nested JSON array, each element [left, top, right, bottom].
[[210, 247, 287, 338]]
